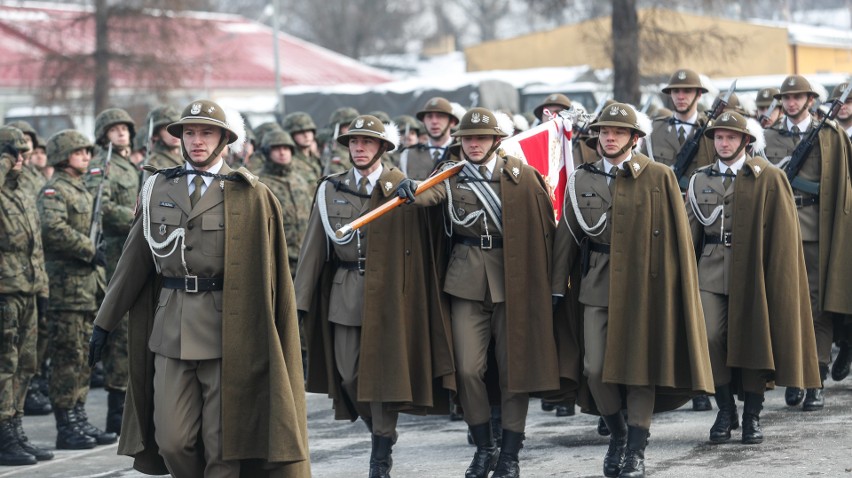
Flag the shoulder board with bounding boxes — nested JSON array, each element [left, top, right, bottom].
[[231, 167, 259, 187]]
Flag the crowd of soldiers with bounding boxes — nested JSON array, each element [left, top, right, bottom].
[[0, 66, 850, 478]]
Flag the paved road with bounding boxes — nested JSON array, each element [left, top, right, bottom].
[[5, 381, 851, 477]]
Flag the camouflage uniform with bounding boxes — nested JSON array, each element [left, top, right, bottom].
[[146, 143, 182, 171], [283, 112, 322, 187]]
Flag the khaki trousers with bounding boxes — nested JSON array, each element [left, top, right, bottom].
[[153, 355, 239, 478], [584, 306, 655, 429], [451, 296, 528, 433], [333, 324, 398, 437], [804, 242, 833, 365]]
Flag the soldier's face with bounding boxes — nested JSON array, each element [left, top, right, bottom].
[[404, 130, 420, 146], [598, 126, 633, 158], [269, 145, 293, 165], [182, 124, 223, 165], [11, 152, 24, 171], [670, 88, 701, 114], [107, 124, 131, 147], [29, 147, 47, 169], [157, 127, 182, 148], [292, 130, 315, 148], [713, 130, 745, 161], [461, 135, 498, 163], [67, 148, 91, 175], [781, 93, 812, 119], [423, 112, 453, 139], [838, 99, 852, 121], [348, 136, 381, 167], [757, 106, 781, 124]]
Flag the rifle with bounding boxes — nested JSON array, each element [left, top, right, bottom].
[[139, 115, 154, 171], [639, 95, 654, 114], [334, 160, 466, 239], [89, 141, 112, 253], [321, 123, 341, 176], [758, 98, 779, 128], [672, 79, 737, 186], [784, 79, 852, 194], [575, 97, 608, 136]]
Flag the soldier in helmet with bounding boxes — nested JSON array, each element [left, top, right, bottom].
[[0, 126, 54, 465], [533, 93, 572, 123], [398, 97, 460, 180], [397, 107, 561, 478], [320, 107, 359, 177], [829, 81, 852, 138], [88, 99, 309, 477], [762, 75, 852, 411], [244, 121, 285, 173], [296, 114, 453, 478], [686, 111, 820, 446], [5, 121, 46, 196], [551, 103, 713, 478], [29, 135, 52, 182], [283, 111, 322, 185], [640, 68, 715, 195], [755, 87, 782, 128], [38, 130, 117, 450], [144, 105, 182, 171], [86, 107, 140, 435], [390, 114, 424, 168]]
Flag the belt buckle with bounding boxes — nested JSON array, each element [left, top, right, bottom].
[[723, 232, 732, 247], [357, 257, 366, 276], [480, 235, 493, 250], [185, 275, 199, 293], [794, 195, 803, 208]]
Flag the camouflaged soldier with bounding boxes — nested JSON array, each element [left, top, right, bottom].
[[0, 126, 54, 465], [397, 97, 461, 180], [258, 130, 312, 277], [283, 111, 322, 186], [755, 87, 782, 128], [86, 108, 140, 435], [320, 107, 359, 177], [389, 114, 423, 168], [4, 121, 46, 197], [244, 121, 284, 173], [39, 130, 117, 450], [763, 75, 852, 411], [144, 105, 182, 171]]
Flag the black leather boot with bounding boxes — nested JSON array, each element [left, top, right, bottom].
[[490, 406, 503, 444], [23, 380, 52, 416], [492, 429, 523, 478], [0, 419, 36, 466], [619, 426, 649, 478], [601, 412, 627, 477], [555, 399, 575, 417], [73, 402, 117, 445], [368, 434, 393, 478], [11, 415, 52, 461], [54, 408, 97, 450], [803, 364, 828, 411], [598, 416, 611, 436], [540, 400, 555, 412], [741, 392, 764, 444], [106, 389, 125, 435], [466, 422, 499, 478], [831, 342, 852, 381], [691, 394, 712, 411], [709, 385, 739, 443], [784, 387, 805, 406]]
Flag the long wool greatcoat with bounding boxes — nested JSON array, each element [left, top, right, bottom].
[[300, 165, 456, 420], [553, 152, 714, 413], [94, 167, 309, 477], [689, 157, 821, 389]]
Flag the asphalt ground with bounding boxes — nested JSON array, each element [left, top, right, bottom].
[[4, 379, 851, 477]]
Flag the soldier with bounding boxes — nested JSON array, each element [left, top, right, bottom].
[[397, 107, 561, 478], [88, 99, 309, 477], [85, 108, 139, 435], [640, 68, 715, 194], [245, 121, 284, 173], [5, 121, 46, 196], [283, 111, 322, 185], [763, 75, 852, 410], [686, 111, 820, 445], [533, 93, 572, 122], [320, 107, 359, 176], [144, 105, 182, 171], [29, 135, 52, 182], [38, 130, 116, 450], [755, 87, 782, 127], [394, 114, 423, 149], [0, 126, 54, 465], [829, 81, 852, 137], [257, 130, 312, 277], [552, 103, 713, 478], [398, 97, 460, 180]]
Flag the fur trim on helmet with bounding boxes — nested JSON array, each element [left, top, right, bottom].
[[634, 109, 653, 137], [494, 111, 515, 137], [746, 117, 766, 154], [223, 107, 247, 155], [383, 120, 401, 152], [512, 114, 530, 132], [451, 102, 467, 124]]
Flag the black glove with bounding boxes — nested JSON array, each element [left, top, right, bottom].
[[36, 296, 48, 322], [88, 325, 109, 367], [396, 178, 418, 204], [91, 249, 107, 268], [552, 295, 562, 315]]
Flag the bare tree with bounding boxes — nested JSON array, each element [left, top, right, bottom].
[[612, 0, 640, 104]]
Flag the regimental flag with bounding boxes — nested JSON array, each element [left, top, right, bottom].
[[500, 117, 575, 220]]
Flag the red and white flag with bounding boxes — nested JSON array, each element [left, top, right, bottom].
[[500, 117, 575, 220]]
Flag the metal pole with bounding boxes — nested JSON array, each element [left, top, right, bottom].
[[272, 0, 285, 119]]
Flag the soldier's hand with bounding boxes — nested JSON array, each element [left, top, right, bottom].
[[36, 296, 48, 321], [91, 249, 108, 268], [88, 325, 109, 367], [551, 295, 562, 315], [396, 179, 418, 204]]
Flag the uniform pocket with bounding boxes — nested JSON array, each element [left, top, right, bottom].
[[201, 214, 225, 256]]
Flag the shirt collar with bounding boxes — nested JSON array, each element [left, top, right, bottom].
[[185, 159, 224, 187], [786, 115, 811, 133], [355, 164, 384, 192], [717, 154, 746, 175], [603, 154, 632, 175]]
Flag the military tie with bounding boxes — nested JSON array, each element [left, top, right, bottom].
[[190, 175, 204, 208], [791, 124, 801, 144], [358, 176, 369, 206], [432, 149, 442, 161], [677, 126, 686, 145], [608, 167, 616, 195], [479, 164, 490, 180], [722, 174, 732, 191]]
